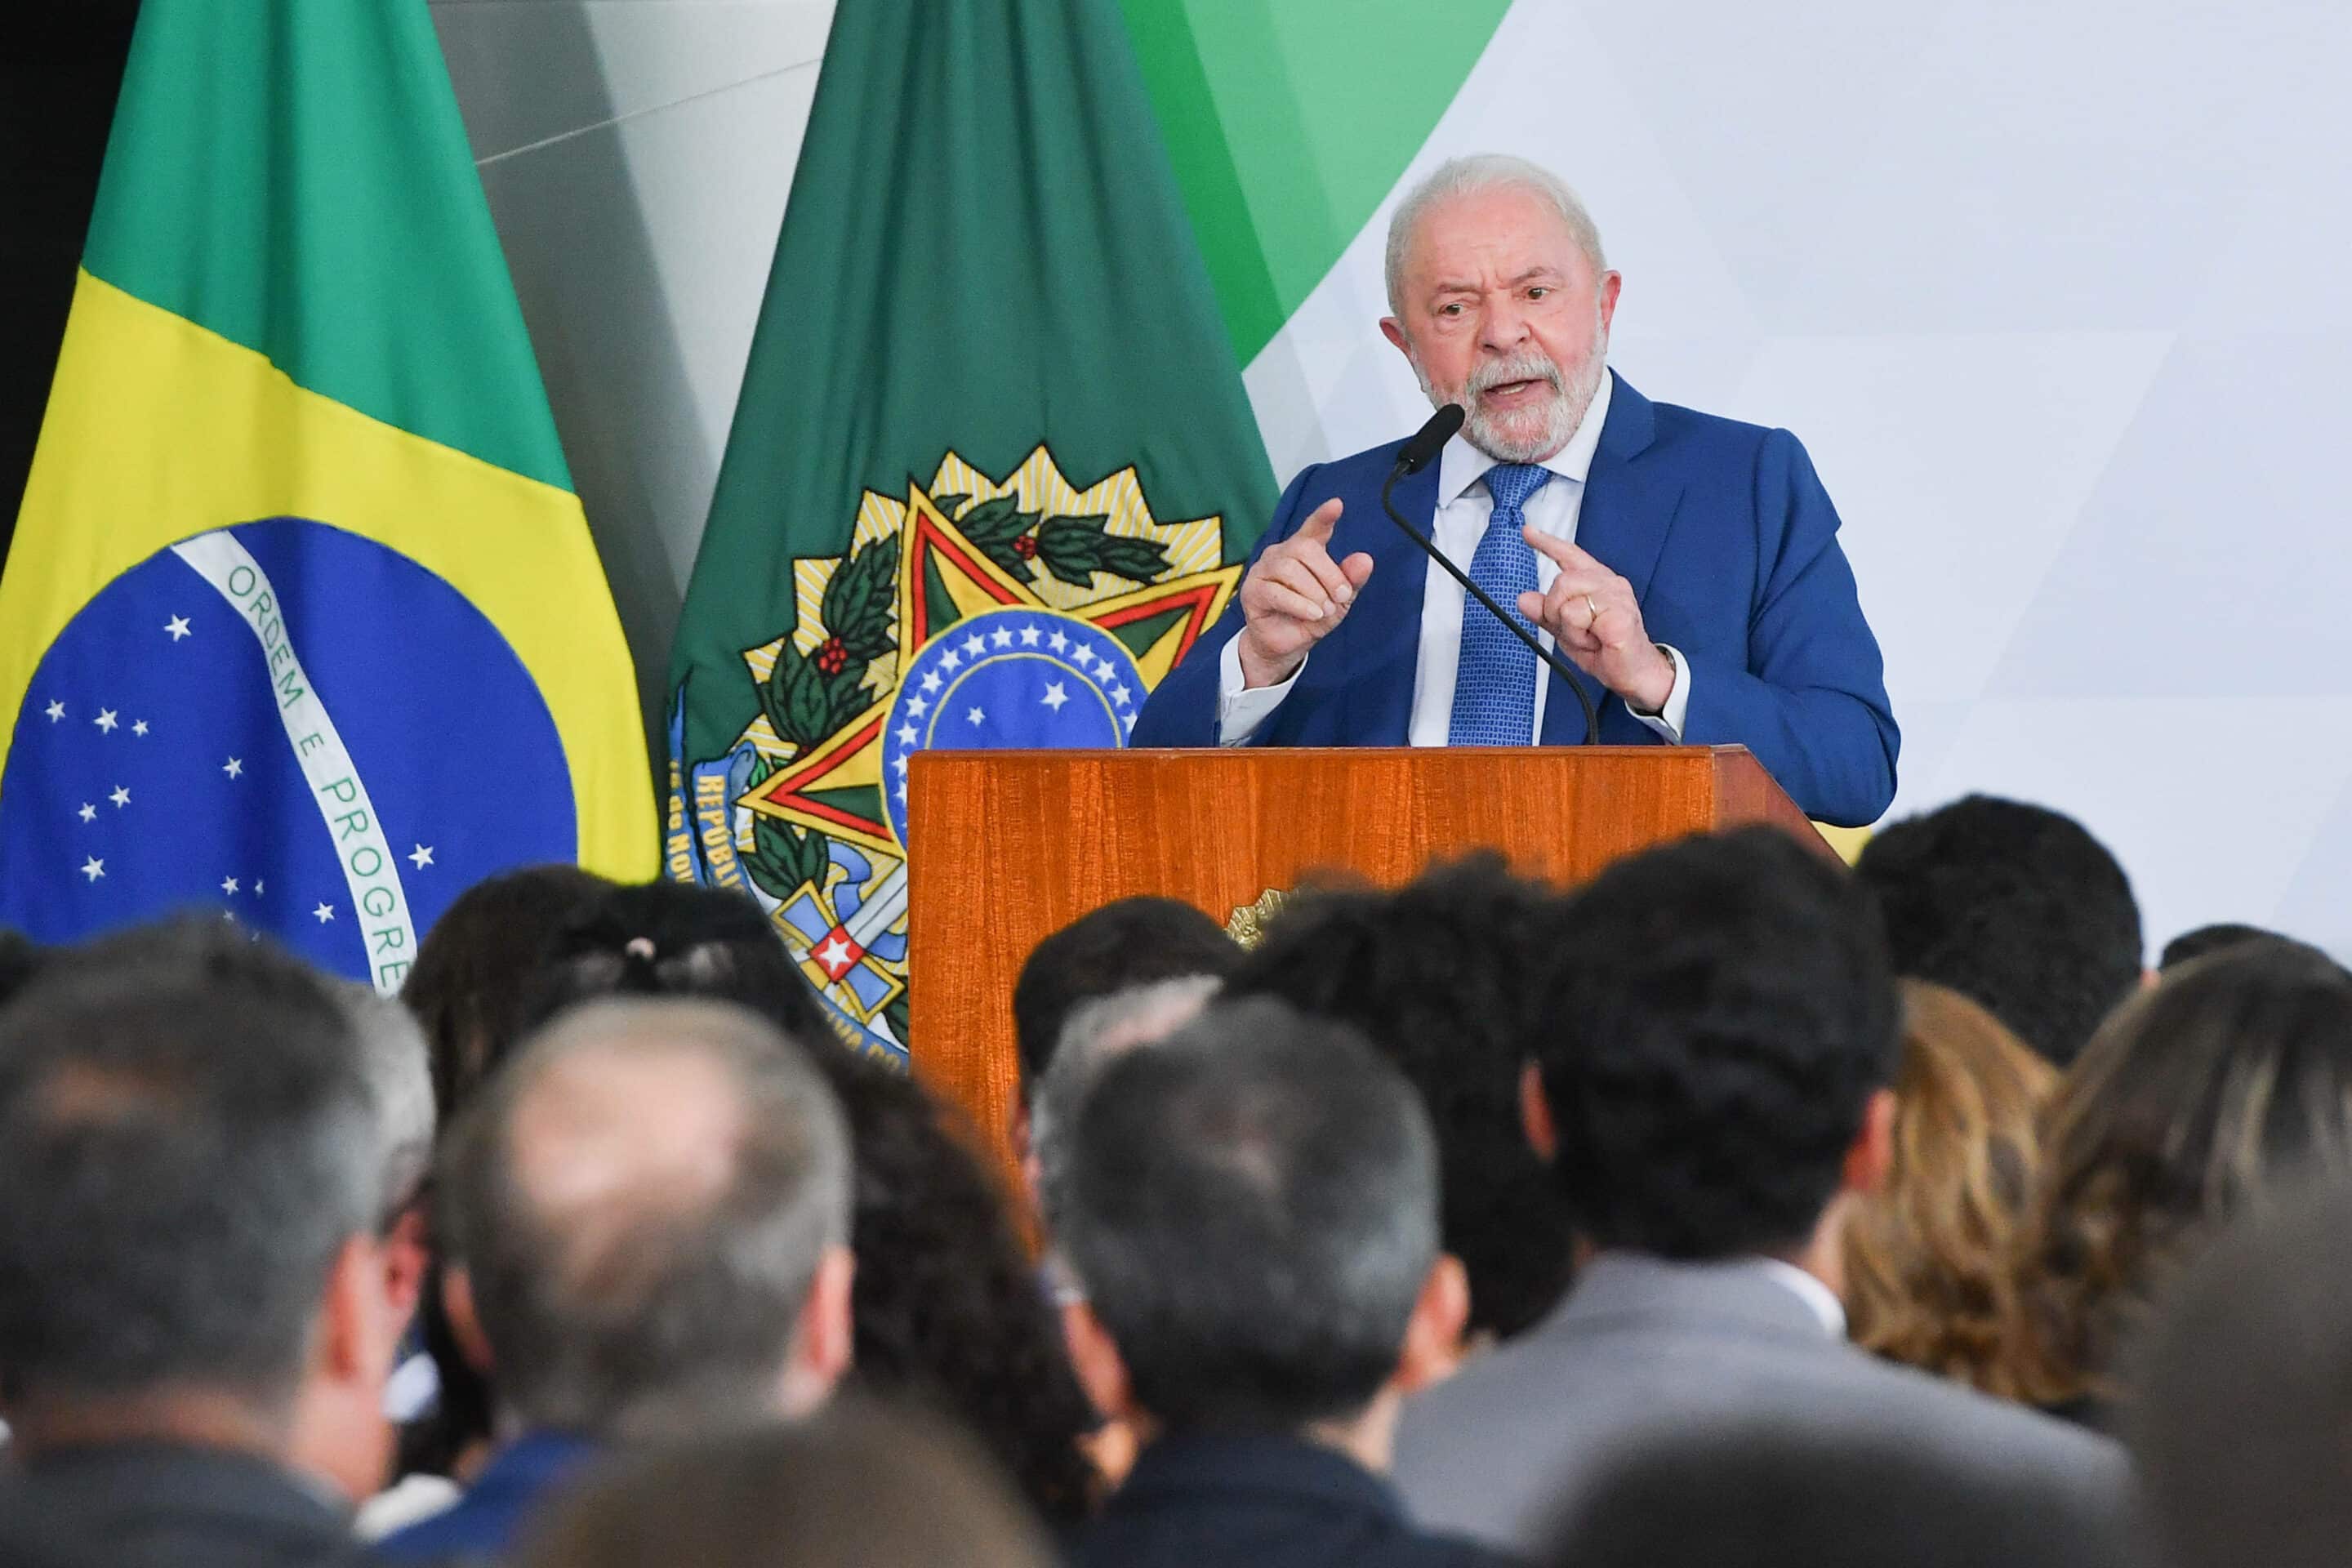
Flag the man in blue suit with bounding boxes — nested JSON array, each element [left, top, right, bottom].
[[1132, 154, 1897, 827]]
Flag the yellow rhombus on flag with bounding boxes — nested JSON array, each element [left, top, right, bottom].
[[0, 0, 653, 991]]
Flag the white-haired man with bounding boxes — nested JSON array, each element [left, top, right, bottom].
[[1133, 155, 1897, 828]]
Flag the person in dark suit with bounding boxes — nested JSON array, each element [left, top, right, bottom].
[[0, 921, 406, 1568], [1131, 154, 1896, 828], [1050, 996, 1521, 1568], [1390, 830, 2129, 1557]]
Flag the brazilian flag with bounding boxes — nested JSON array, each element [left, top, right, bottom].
[[665, 0, 1276, 1064], [0, 0, 654, 991]]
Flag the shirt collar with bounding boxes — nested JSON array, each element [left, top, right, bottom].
[[1437, 365, 1614, 506], [1745, 1256, 1848, 1338]]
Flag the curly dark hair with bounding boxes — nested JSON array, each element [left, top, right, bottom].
[[1223, 855, 1575, 1339], [822, 1055, 1102, 1524], [1855, 795, 2142, 1068], [1539, 828, 1900, 1258], [2011, 940, 2352, 1409]]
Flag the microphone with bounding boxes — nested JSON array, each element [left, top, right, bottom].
[[1379, 405, 1600, 745]]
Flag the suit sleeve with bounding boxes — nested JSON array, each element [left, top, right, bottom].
[[1129, 462, 1324, 748], [1676, 430, 1900, 826]]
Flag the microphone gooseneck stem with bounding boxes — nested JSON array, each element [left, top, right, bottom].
[[1379, 460, 1601, 746]]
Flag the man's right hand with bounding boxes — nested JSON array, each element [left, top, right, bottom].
[[1233, 499, 1377, 688]]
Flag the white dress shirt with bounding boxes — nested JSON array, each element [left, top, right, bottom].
[[1216, 371, 1691, 745]]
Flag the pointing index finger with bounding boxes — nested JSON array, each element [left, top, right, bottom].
[[1520, 524, 1599, 572]]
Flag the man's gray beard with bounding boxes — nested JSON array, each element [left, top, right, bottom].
[[1414, 325, 1609, 466]]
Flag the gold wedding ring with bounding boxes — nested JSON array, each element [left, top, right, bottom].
[[1585, 594, 1601, 624]]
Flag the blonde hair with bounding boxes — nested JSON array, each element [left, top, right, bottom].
[[1843, 981, 2056, 1396]]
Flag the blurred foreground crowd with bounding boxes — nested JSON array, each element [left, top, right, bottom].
[[0, 794, 2345, 1568]]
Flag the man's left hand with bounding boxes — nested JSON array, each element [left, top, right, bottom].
[[1517, 527, 1674, 713]]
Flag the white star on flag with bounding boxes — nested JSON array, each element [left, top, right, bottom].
[[896, 724, 919, 746], [1018, 624, 1040, 647], [893, 754, 911, 774], [920, 670, 943, 693], [991, 626, 1013, 648], [94, 709, 118, 733], [814, 933, 855, 973], [254, 880, 265, 897], [164, 616, 191, 641], [1040, 681, 1070, 712], [80, 858, 104, 883], [1048, 629, 1069, 653], [220, 876, 240, 895], [409, 844, 435, 869], [1071, 645, 1096, 670], [77, 803, 96, 823], [963, 633, 986, 657], [965, 706, 986, 725], [109, 786, 131, 808], [131, 719, 149, 737], [1110, 682, 1132, 706], [44, 700, 65, 723], [223, 757, 243, 777], [940, 648, 963, 672], [894, 779, 908, 803], [906, 695, 929, 717], [314, 903, 336, 923]]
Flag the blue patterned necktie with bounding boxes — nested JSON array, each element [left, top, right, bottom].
[[1448, 462, 1552, 745]]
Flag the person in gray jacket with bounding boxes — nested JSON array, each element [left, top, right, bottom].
[[1391, 829, 2132, 1556]]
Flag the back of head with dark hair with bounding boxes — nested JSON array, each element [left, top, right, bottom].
[[2011, 939, 2352, 1406], [2131, 1181, 2352, 1568], [1854, 795, 2141, 1067], [401, 862, 613, 1125], [517, 1398, 1050, 1568], [821, 1053, 1102, 1523], [2158, 921, 2284, 972], [438, 998, 850, 1439], [1054, 996, 1440, 1432], [1546, 1421, 2129, 1568], [1223, 854, 1575, 1339], [523, 880, 837, 1050], [0, 920, 376, 1414], [1539, 828, 1900, 1259], [0, 927, 45, 1010], [1012, 897, 1241, 1086]]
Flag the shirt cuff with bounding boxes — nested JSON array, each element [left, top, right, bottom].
[[1217, 638, 1306, 746], [1629, 644, 1690, 743]]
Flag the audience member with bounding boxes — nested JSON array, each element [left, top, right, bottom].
[[1842, 981, 2056, 1396], [1030, 973, 1222, 1223], [2131, 1180, 2352, 1568], [1052, 997, 1508, 1568], [514, 890, 1103, 1526], [1855, 795, 2143, 1067], [1009, 894, 1241, 1101], [375, 998, 854, 1561], [399, 862, 613, 1124], [0, 926, 43, 1008], [2158, 920, 2286, 971], [1223, 857, 1576, 1342], [1392, 829, 2126, 1554], [0, 922, 400, 1566], [1544, 1421, 2132, 1568], [2011, 938, 2352, 1426], [516, 1400, 1051, 1568], [826, 1052, 1104, 1525]]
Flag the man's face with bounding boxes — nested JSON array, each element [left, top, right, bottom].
[[1381, 184, 1621, 465]]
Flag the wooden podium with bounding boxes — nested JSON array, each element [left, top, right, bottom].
[[904, 744, 1817, 1167]]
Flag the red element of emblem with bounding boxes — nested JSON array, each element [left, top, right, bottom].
[[814, 635, 849, 675], [810, 927, 866, 982], [1012, 533, 1039, 559]]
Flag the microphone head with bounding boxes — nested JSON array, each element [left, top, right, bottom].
[[1398, 403, 1466, 475]]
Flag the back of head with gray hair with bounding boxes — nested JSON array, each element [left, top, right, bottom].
[[344, 982, 436, 1226], [1033, 973, 1222, 1221], [1384, 153, 1607, 316], [438, 996, 850, 1439], [1050, 996, 1441, 1432]]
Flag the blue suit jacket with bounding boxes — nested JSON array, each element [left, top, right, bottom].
[[1130, 374, 1899, 827]]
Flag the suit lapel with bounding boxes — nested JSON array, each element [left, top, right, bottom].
[[1540, 373, 1682, 746], [1340, 452, 1437, 745]]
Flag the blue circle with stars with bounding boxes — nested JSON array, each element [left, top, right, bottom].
[[883, 608, 1145, 846]]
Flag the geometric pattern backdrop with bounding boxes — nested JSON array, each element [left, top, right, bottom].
[[431, 0, 2352, 960]]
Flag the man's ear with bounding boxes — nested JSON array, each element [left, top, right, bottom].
[[317, 1233, 394, 1387], [440, 1263, 497, 1375], [1061, 1299, 1138, 1426], [1395, 1254, 1472, 1395], [1597, 268, 1623, 332], [1519, 1060, 1558, 1161], [1842, 1087, 1899, 1197], [1379, 315, 1410, 358], [780, 1244, 857, 1418]]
